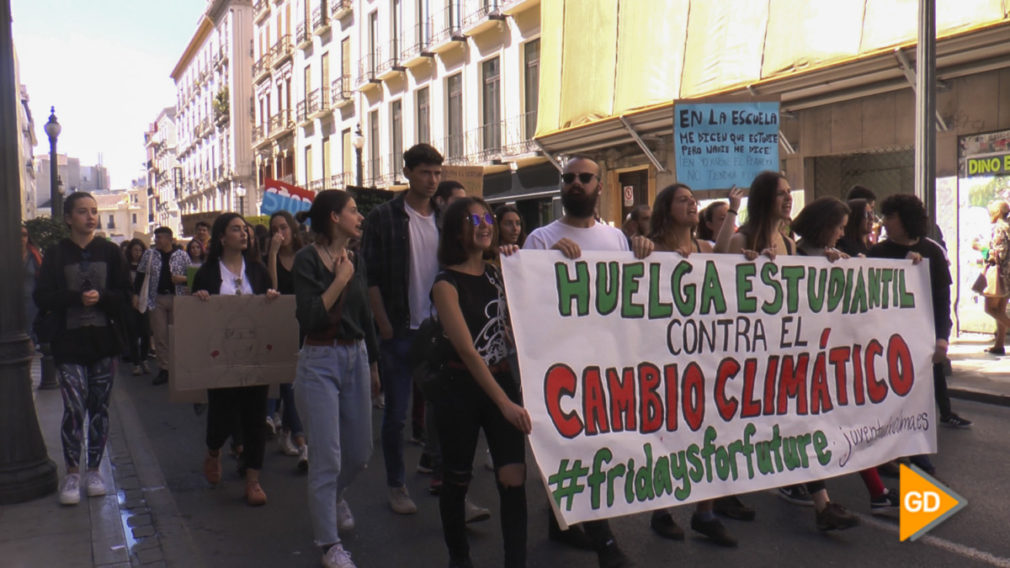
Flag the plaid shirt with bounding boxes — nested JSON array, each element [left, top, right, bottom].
[[362, 192, 439, 336]]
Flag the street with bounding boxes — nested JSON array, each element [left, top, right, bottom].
[[115, 364, 1010, 568]]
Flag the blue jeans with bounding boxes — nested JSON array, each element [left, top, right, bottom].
[[295, 341, 373, 547], [380, 333, 415, 487]]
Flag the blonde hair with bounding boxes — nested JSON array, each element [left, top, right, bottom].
[[988, 200, 1009, 223]]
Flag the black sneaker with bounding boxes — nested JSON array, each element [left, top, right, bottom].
[[778, 485, 814, 506], [548, 512, 595, 550], [713, 495, 756, 521], [870, 489, 899, 516], [151, 370, 168, 386], [417, 453, 434, 474], [690, 513, 738, 547], [597, 540, 632, 568], [649, 510, 684, 540], [815, 502, 860, 531], [940, 414, 972, 429]]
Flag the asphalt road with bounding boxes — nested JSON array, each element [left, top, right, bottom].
[[117, 366, 1010, 568]]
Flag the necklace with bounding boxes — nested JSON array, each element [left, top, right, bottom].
[[315, 243, 340, 268]]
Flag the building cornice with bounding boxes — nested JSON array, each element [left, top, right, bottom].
[[171, 16, 214, 81]]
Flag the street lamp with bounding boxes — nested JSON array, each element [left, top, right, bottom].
[[43, 107, 61, 218], [352, 124, 364, 188], [0, 1, 59, 503], [235, 182, 246, 215]]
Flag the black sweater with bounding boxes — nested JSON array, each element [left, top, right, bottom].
[[34, 237, 130, 364], [869, 238, 952, 341]]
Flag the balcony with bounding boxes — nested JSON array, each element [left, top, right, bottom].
[[296, 21, 312, 50], [430, 5, 466, 51], [468, 121, 504, 163], [462, 0, 505, 34], [330, 0, 352, 19], [400, 21, 434, 66], [329, 172, 352, 188], [356, 55, 380, 89], [313, 87, 331, 118], [253, 124, 267, 146], [254, 0, 270, 22], [271, 35, 294, 68], [297, 90, 321, 123], [441, 133, 466, 164], [500, 0, 539, 15], [308, 179, 326, 192], [312, 4, 330, 36], [375, 43, 404, 79], [501, 110, 538, 156], [253, 53, 273, 83], [330, 75, 353, 107], [269, 112, 295, 138]]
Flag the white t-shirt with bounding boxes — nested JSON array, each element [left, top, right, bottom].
[[219, 259, 254, 295], [405, 202, 440, 329], [524, 219, 630, 253]]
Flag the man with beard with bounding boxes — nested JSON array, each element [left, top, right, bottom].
[[523, 156, 651, 568]]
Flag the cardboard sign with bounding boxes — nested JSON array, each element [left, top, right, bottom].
[[502, 251, 937, 527], [171, 295, 299, 391], [441, 165, 485, 197], [674, 101, 780, 190]]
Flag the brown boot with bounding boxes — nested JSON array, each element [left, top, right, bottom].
[[203, 450, 221, 485], [245, 469, 267, 506]]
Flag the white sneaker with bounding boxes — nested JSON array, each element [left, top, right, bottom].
[[59, 473, 81, 505], [465, 499, 491, 523], [388, 486, 417, 515], [265, 416, 277, 437], [85, 471, 107, 497], [297, 445, 309, 472], [321, 543, 357, 568], [278, 432, 299, 456], [337, 498, 355, 532]]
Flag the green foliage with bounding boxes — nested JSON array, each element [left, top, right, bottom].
[[25, 216, 69, 251], [348, 187, 396, 218], [968, 177, 1000, 208], [213, 87, 229, 121]]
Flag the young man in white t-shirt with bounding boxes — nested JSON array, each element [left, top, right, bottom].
[[523, 156, 652, 568]]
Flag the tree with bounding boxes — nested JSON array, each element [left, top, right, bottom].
[[24, 217, 68, 252]]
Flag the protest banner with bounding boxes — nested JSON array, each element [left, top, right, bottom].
[[502, 251, 937, 527], [674, 100, 780, 190], [171, 295, 299, 391], [260, 177, 315, 217]]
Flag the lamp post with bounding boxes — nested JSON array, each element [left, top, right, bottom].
[[0, 0, 59, 503], [352, 124, 364, 189], [235, 182, 246, 215], [43, 107, 61, 218]]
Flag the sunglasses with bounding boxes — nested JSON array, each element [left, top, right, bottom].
[[233, 277, 243, 295], [562, 172, 597, 185], [467, 213, 495, 227]]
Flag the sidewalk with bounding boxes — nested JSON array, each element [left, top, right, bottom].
[[0, 357, 177, 568], [948, 333, 1010, 406]]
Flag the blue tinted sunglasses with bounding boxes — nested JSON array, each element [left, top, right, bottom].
[[468, 213, 495, 226]]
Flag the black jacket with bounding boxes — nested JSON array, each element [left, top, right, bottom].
[[192, 258, 272, 296]]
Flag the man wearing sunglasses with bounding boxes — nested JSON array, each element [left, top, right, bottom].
[[135, 227, 190, 386], [523, 156, 653, 568]]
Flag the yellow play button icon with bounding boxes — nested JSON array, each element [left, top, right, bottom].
[[899, 464, 967, 542]]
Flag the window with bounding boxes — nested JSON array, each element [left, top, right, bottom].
[[446, 73, 462, 158], [340, 37, 351, 88], [369, 11, 378, 73], [369, 109, 380, 183], [304, 144, 313, 185], [391, 99, 403, 177], [482, 57, 501, 155], [342, 128, 352, 185], [108, 215, 115, 229], [321, 53, 330, 104], [416, 86, 430, 144], [322, 137, 331, 182], [132, 213, 138, 224], [524, 39, 540, 139], [392, 0, 401, 59]]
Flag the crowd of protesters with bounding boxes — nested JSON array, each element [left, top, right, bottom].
[[26, 142, 977, 568]]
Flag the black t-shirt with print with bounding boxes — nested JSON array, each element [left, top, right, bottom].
[[434, 264, 511, 368]]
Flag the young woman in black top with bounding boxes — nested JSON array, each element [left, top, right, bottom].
[[292, 190, 379, 568], [836, 198, 874, 257], [34, 191, 131, 506], [267, 210, 308, 463], [193, 212, 279, 506], [432, 197, 531, 568], [124, 239, 151, 375]]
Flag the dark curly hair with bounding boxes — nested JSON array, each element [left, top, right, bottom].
[[791, 197, 850, 248], [880, 194, 929, 239]]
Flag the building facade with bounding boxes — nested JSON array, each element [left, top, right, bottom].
[[16, 83, 37, 220], [144, 107, 180, 234], [35, 154, 110, 211], [93, 186, 147, 243], [171, 0, 255, 226]]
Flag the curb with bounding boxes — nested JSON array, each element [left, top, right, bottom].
[[948, 387, 1010, 408]]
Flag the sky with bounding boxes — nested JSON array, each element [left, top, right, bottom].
[[12, 0, 210, 188]]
